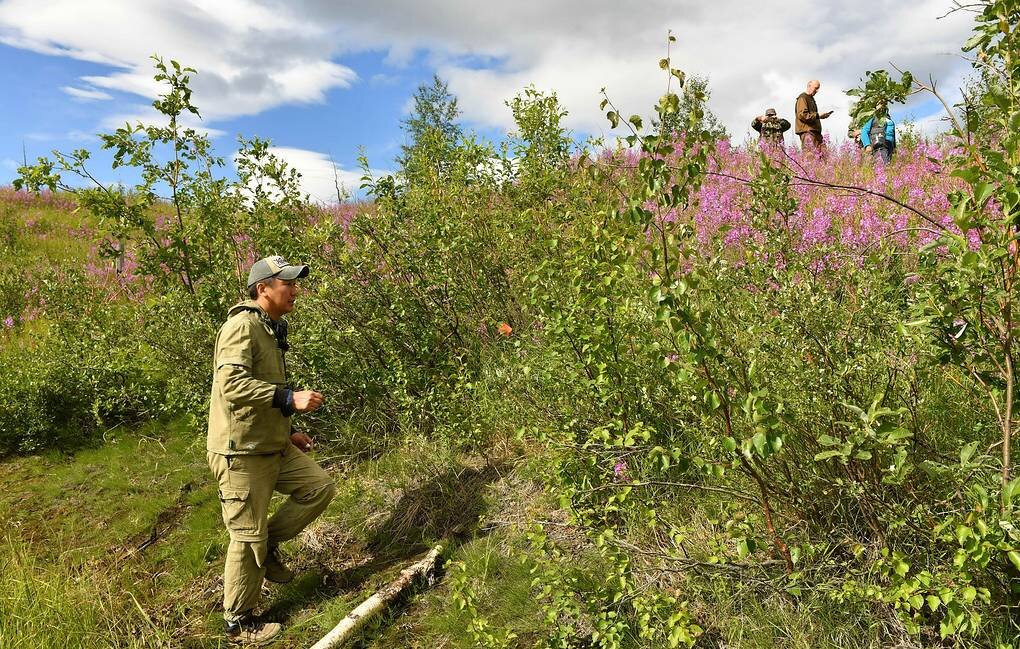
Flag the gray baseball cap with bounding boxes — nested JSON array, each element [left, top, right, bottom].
[[247, 255, 309, 288], [765, 108, 777, 116]]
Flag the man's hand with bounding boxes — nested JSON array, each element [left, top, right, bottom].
[[757, 115, 766, 122], [290, 432, 314, 452], [292, 390, 324, 413], [821, 110, 833, 119]]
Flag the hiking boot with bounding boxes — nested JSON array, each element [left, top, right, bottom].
[[225, 617, 281, 644], [264, 545, 294, 584]]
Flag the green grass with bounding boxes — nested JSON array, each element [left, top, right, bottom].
[[0, 535, 166, 649], [374, 533, 542, 648], [0, 197, 96, 267], [0, 418, 535, 648]]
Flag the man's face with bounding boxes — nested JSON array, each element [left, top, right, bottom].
[[258, 278, 299, 318], [807, 81, 820, 96]]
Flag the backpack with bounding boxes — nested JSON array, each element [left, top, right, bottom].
[[869, 117, 889, 146]]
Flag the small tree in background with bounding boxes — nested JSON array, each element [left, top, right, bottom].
[[505, 86, 572, 197], [398, 74, 463, 180], [655, 73, 729, 142]]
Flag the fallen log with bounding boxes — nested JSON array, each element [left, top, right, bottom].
[[309, 543, 445, 649]]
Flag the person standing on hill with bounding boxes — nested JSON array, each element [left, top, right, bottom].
[[795, 80, 833, 151], [860, 103, 897, 163], [207, 255, 337, 644], [751, 108, 791, 145]]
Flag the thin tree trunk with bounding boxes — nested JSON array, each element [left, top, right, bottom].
[[1003, 346, 1013, 514], [309, 543, 444, 649]]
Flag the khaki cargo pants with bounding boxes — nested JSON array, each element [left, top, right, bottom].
[[208, 442, 337, 622]]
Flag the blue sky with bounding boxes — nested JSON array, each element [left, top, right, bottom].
[[0, 43, 501, 197], [0, 0, 975, 202]]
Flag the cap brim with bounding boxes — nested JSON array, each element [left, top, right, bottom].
[[276, 265, 309, 281]]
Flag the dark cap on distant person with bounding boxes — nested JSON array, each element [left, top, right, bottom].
[[247, 255, 309, 288], [765, 108, 777, 116]]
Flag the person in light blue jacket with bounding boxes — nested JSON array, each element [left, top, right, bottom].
[[860, 104, 896, 163]]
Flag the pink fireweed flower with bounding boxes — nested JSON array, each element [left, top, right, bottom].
[[2, 316, 13, 328], [613, 460, 628, 481]]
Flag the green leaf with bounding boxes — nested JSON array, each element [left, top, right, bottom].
[[706, 391, 721, 410], [606, 111, 620, 129], [962, 33, 985, 51], [962, 585, 977, 603], [1006, 476, 1020, 502], [659, 58, 670, 70], [893, 557, 909, 577], [973, 182, 995, 205], [658, 93, 680, 115], [814, 450, 846, 461], [957, 525, 972, 545], [1007, 551, 1020, 572], [752, 432, 767, 457], [770, 434, 783, 453], [736, 538, 749, 559], [628, 114, 643, 130], [883, 428, 913, 443], [960, 441, 978, 466], [952, 167, 981, 184]]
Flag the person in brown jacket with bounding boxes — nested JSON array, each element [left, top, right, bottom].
[[795, 80, 833, 150]]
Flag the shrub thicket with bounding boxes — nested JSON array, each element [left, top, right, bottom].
[[5, 3, 1020, 644]]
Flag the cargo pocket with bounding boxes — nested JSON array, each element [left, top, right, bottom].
[[218, 487, 255, 537]]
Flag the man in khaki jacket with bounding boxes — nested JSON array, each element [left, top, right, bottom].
[[208, 255, 336, 644], [794, 80, 833, 151]]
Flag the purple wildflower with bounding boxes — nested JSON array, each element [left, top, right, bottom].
[[613, 460, 627, 481]]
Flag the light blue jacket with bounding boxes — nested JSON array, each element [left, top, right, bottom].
[[860, 116, 895, 148]]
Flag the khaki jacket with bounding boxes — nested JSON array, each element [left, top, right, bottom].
[[207, 301, 291, 455], [795, 92, 822, 135]]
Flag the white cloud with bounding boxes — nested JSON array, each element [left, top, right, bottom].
[[298, 0, 976, 141], [0, 0, 357, 124], [259, 146, 390, 204], [21, 129, 98, 143], [0, 0, 979, 146], [99, 107, 227, 139], [61, 86, 113, 102]]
